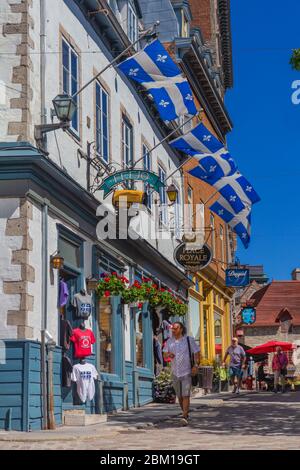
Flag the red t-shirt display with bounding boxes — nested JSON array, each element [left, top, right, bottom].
[[70, 328, 96, 358]]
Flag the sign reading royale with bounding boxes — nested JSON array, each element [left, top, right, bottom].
[[98, 170, 165, 198], [225, 268, 250, 287], [174, 243, 212, 271], [241, 307, 256, 325]]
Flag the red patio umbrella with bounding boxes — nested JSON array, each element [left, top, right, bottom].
[[247, 340, 295, 355]]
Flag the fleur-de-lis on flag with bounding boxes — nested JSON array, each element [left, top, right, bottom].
[[218, 209, 224, 215], [246, 186, 253, 192], [242, 233, 247, 239], [185, 94, 193, 101], [129, 68, 139, 77], [230, 195, 237, 202], [203, 135, 212, 142], [157, 54, 168, 63], [159, 100, 170, 108], [209, 165, 217, 173]]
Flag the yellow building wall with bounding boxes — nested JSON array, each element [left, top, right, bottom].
[[189, 274, 232, 364]]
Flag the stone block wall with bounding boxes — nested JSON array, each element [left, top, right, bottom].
[[0, 0, 35, 142], [0, 198, 35, 339]]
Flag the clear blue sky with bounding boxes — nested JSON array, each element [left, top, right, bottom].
[[225, 0, 300, 281]]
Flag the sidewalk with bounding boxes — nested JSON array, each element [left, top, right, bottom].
[[1, 390, 300, 449], [0, 391, 227, 442]]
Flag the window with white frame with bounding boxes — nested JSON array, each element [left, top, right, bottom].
[[187, 185, 193, 230], [62, 38, 79, 134], [210, 213, 216, 257], [174, 184, 181, 239], [96, 82, 110, 162], [122, 116, 133, 168], [143, 144, 152, 210], [220, 225, 225, 264], [128, 3, 138, 43], [158, 165, 168, 225]]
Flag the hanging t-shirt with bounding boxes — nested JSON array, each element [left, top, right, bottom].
[[71, 363, 98, 402], [60, 319, 73, 351], [59, 280, 69, 307], [70, 328, 96, 358], [62, 355, 73, 388], [72, 293, 93, 319]]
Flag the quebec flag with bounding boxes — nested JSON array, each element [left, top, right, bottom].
[[169, 122, 237, 183], [212, 172, 261, 215], [210, 196, 252, 248], [118, 39, 197, 121]]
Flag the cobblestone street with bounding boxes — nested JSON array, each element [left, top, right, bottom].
[[1, 391, 300, 450]]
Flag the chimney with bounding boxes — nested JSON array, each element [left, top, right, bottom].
[[292, 268, 300, 280]]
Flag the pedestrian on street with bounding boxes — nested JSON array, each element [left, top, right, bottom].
[[272, 346, 288, 393], [163, 322, 200, 426], [222, 337, 246, 394]]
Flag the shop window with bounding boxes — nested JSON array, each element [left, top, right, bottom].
[[58, 235, 81, 269], [214, 312, 222, 359], [203, 308, 209, 359], [98, 297, 113, 373], [136, 310, 144, 368], [189, 297, 200, 342]]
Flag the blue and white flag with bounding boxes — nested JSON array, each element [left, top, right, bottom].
[[170, 122, 227, 155], [118, 39, 197, 121], [169, 121, 237, 182], [188, 153, 237, 185], [212, 172, 260, 214], [210, 196, 252, 248]]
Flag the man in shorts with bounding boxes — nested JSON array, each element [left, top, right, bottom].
[[223, 337, 246, 394], [163, 322, 200, 425]]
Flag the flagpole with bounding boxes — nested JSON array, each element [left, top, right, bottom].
[[131, 111, 201, 169], [73, 21, 160, 99]]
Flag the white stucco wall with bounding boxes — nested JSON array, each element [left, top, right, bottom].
[[0, 198, 22, 340]]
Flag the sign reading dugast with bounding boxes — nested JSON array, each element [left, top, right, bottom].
[[174, 243, 212, 272], [99, 170, 165, 198]]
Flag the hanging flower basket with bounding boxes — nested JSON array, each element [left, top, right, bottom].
[[95, 275, 188, 316], [96, 272, 129, 299]]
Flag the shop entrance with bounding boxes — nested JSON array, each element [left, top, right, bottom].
[[59, 268, 83, 409]]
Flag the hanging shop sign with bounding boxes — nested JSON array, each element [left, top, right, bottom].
[[98, 170, 165, 198], [174, 243, 212, 272], [225, 268, 250, 287], [241, 307, 256, 325]]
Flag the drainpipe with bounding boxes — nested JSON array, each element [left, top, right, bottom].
[[40, 0, 47, 146], [41, 202, 48, 429]]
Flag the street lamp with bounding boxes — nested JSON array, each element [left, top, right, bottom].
[[86, 276, 99, 292], [34, 94, 77, 149], [52, 94, 77, 123], [50, 251, 64, 270], [166, 184, 178, 204]]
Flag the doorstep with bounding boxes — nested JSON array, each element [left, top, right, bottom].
[[63, 410, 108, 426]]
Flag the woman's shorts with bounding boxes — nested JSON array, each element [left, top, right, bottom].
[[172, 374, 192, 398]]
